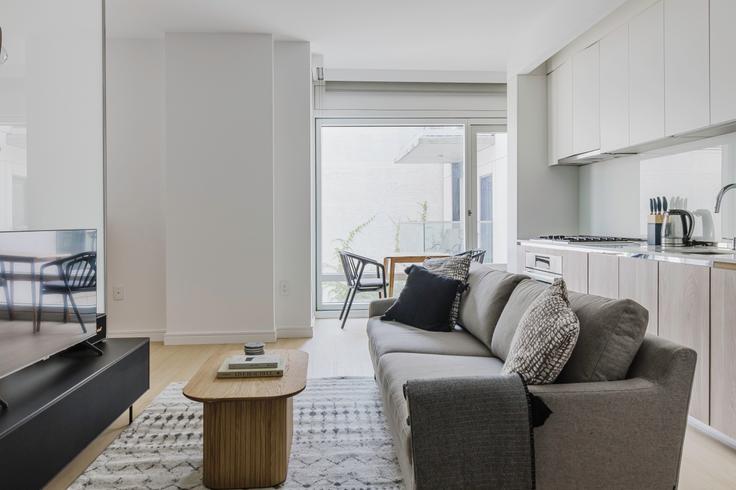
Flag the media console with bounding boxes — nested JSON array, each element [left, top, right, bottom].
[[0, 338, 149, 489]]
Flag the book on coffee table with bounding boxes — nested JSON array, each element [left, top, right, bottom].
[[227, 354, 281, 370], [217, 358, 286, 378]]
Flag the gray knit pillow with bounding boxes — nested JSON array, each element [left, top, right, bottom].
[[424, 255, 471, 327], [502, 278, 580, 384]]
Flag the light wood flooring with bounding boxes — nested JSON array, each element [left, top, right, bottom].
[[46, 318, 736, 489]]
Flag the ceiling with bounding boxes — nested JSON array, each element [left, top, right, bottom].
[[106, 0, 625, 73]]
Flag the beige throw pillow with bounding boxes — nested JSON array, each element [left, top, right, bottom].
[[501, 278, 580, 384]]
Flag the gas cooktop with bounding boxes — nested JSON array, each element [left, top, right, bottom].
[[531, 235, 645, 244]]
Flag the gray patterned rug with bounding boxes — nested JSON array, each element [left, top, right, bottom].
[[71, 377, 403, 489]]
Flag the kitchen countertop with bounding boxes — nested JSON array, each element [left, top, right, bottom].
[[518, 240, 736, 268]]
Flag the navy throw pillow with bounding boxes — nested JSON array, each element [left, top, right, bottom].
[[381, 265, 464, 332]]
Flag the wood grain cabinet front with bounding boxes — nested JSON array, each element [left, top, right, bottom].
[[658, 261, 710, 423], [710, 267, 736, 439]]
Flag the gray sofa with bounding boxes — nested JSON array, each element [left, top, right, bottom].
[[367, 263, 697, 489]]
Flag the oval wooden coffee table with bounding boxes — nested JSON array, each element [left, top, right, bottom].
[[183, 349, 309, 489]]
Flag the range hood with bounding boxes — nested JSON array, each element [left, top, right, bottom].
[[557, 149, 635, 165], [555, 119, 736, 166]]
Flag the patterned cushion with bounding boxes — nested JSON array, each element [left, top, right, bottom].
[[423, 255, 472, 327], [501, 279, 580, 385]]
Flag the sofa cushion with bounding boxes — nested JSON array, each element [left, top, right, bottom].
[[556, 292, 648, 383], [492, 278, 650, 382], [367, 318, 491, 367], [457, 263, 528, 349], [502, 279, 580, 384], [491, 279, 549, 360], [423, 254, 472, 327], [374, 352, 505, 489], [382, 265, 463, 332]]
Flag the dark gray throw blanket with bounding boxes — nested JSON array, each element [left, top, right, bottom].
[[404, 375, 538, 490]]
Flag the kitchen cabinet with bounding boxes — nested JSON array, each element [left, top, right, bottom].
[[619, 257, 659, 335], [547, 60, 573, 164], [629, 0, 665, 146], [588, 253, 618, 298], [599, 23, 629, 152], [572, 42, 600, 155], [710, 0, 736, 125], [658, 261, 710, 423], [710, 266, 736, 439], [560, 249, 588, 294], [664, 0, 710, 135]]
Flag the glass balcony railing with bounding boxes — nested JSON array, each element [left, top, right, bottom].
[[319, 220, 493, 308]]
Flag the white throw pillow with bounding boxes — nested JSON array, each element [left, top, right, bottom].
[[502, 278, 580, 384]]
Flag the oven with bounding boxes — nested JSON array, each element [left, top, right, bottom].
[[524, 251, 563, 284]]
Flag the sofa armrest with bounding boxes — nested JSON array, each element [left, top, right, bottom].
[[528, 373, 693, 489], [368, 298, 396, 317]]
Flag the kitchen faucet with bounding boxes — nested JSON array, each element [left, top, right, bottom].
[[714, 183, 736, 250]]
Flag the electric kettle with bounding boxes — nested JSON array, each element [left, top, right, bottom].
[[661, 208, 695, 247]]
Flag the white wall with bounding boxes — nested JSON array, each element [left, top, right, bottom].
[[105, 39, 166, 339], [579, 132, 736, 240], [105, 34, 313, 343], [507, 73, 579, 272], [164, 33, 275, 344], [274, 41, 313, 337]]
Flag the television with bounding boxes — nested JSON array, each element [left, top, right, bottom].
[[0, 229, 97, 381]]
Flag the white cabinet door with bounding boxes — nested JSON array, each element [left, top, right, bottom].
[[664, 0, 710, 135], [547, 70, 558, 165], [600, 24, 629, 152], [548, 60, 574, 164], [629, 0, 665, 146], [572, 42, 600, 155], [710, 0, 736, 125]]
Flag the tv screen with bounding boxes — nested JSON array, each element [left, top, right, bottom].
[[0, 229, 97, 380]]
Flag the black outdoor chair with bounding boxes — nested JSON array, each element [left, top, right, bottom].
[[456, 249, 486, 263], [338, 251, 387, 329], [0, 261, 11, 320], [38, 252, 96, 333]]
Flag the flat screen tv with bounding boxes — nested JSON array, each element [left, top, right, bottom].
[[0, 229, 97, 380]]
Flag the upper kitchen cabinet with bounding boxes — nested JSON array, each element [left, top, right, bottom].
[[572, 42, 600, 155], [710, 0, 736, 125], [547, 60, 573, 164], [599, 24, 629, 153], [629, 1, 665, 147], [664, 0, 710, 135]]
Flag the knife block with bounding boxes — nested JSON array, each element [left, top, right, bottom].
[[648, 215, 663, 245]]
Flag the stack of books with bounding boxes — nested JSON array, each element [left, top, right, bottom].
[[216, 354, 285, 379]]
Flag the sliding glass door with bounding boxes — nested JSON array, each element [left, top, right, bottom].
[[468, 126, 508, 265], [316, 120, 505, 311]]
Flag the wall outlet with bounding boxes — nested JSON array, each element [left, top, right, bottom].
[[279, 280, 289, 296], [112, 286, 125, 301]]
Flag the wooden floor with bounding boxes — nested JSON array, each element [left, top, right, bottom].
[[47, 318, 736, 489]]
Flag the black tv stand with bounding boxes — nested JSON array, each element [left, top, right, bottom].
[[0, 338, 149, 489]]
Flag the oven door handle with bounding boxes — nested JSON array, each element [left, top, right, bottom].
[[525, 270, 559, 284]]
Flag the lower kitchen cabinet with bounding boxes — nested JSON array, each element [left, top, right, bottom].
[[710, 266, 736, 439], [658, 261, 710, 423], [618, 257, 659, 335], [588, 253, 618, 298]]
